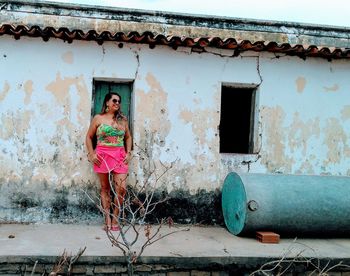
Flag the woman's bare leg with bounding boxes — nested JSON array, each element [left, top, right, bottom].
[[97, 173, 112, 228], [111, 173, 127, 226]]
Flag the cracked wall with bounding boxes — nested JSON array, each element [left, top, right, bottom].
[[0, 36, 350, 223]]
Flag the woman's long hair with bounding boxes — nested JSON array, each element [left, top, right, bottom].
[[101, 92, 126, 121]]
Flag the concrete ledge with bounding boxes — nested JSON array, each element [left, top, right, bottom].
[[1, 224, 350, 275]]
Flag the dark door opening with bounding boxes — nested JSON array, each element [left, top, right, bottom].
[[220, 86, 256, 154]]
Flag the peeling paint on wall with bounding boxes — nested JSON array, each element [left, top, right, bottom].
[[46, 73, 79, 110], [23, 80, 33, 105], [323, 118, 350, 165], [179, 107, 217, 146], [323, 84, 339, 92], [296, 158, 316, 175], [260, 106, 294, 173], [0, 81, 10, 102], [0, 107, 37, 184], [295, 77, 306, 93], [341, 105, 350, 121], [0, 71, 91, 189], [288, 112, 320, 156], [46, 72, 90, 125], [136, 72, 171, 147], [0, 110, 34, 141], [62, 51, 74, 64]]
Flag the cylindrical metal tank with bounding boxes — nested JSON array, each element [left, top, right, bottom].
[[222, 172, 350, 236]]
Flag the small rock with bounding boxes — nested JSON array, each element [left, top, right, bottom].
[[8, 234, 15, 239]]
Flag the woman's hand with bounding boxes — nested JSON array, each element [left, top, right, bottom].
[[88, 152, 101, 166], [123, 152, 132, 164]]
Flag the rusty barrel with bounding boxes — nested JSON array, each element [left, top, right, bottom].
[[221, 172, 350, 235]]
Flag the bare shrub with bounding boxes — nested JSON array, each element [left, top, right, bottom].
[[85, 144, 189, 276]]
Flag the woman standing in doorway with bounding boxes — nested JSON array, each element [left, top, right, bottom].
[[85, 92, 132, 231]]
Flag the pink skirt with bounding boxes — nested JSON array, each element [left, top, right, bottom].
[[93, 145, 128, 174]]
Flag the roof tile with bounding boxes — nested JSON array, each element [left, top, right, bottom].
[[0, 24, 348, 60]]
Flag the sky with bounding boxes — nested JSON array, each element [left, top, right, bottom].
[[42, 0, 350, 28]]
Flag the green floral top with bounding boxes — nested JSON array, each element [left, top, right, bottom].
[[96, 124, 125, 147]]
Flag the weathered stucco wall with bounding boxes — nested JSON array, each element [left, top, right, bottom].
[[0, 35, 349, 223]]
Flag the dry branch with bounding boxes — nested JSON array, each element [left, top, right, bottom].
[[249, 239, 350, 276], [84, 143, 189, 276], [48, 247, 86, 276]]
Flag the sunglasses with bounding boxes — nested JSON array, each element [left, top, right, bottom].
[[112, 99, 121, 104]]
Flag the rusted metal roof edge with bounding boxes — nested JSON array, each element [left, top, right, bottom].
[[1, 24, 349, 60]]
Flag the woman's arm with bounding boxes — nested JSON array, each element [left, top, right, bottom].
[[124, 121, 132, 163], [85, 115, 101, 166]]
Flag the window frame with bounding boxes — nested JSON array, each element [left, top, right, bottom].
[[219, 82, 260, 155]]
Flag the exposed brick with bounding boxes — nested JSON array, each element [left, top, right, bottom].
[[45, 264, 66, 275], [191, 270, 210, 276], [94, 265, 116, 274], [211, 271, 229, 276], [299, 271, 319, 276], [49, 267, 66, 274], [135, 264, 153, 272], [0, 264, 21, 273], [327, 272, 342, 276], [45, 264, 54, 272], [115, 266, 128, 273], [24, 264, 45, 274], [85, 266, 94, 276], [167, 272, 190, 276], [151, 265, 174, 271], [70, 265, 87, 274]]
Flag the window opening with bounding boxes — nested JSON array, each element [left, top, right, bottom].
[[219, 86, 256, 154]]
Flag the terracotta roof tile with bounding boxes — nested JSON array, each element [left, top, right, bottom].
[[0, 24, 348, 60]]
